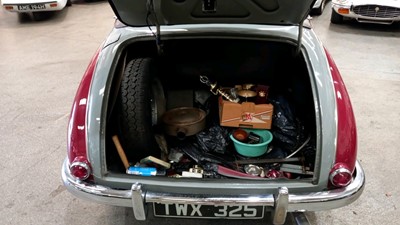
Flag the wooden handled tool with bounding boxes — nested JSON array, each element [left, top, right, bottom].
[[112, 135, 130, 170]]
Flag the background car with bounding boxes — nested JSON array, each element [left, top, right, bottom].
[[331, 0, 400, 24], [311, 0, 328, 15], [1, 0, 71, 20], [62, 0, 365, 224]]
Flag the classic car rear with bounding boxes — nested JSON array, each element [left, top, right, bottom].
[[62, 0, 365, 224], [331, 0, 400, 24]]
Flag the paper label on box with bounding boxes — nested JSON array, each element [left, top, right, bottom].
[[241, 112, 253, 121]]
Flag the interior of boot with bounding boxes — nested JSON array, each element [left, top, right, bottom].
[[105, 38, 317, 180]]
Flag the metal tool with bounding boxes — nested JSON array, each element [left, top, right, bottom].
[[200, 75, 240, 103]]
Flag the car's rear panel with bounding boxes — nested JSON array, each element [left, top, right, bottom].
[[84, 24, 338, 196]]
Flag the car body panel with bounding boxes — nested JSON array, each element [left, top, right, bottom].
[[82, 24, 338, 193], [67, 48, 101, 165], [331, 0, 400, 24], [325, 48, 357, 171], [108, 0, 316, 27], [62, 15, 364, 223], [313, 0, 324, 8]]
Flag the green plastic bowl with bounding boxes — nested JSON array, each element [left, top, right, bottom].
[[230, 128, 273, 157]]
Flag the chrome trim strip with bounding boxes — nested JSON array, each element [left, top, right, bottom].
[[62, 159, 365, 214]]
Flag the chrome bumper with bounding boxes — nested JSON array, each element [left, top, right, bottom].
[[62, 159, 365, 224]]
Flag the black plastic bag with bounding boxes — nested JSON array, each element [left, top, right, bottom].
[[195, 124, 230, 154], [178, 142, 233, 169], [270, 95, 304, 152]]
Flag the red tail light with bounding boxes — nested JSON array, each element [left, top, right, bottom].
[[325, 48, 357, 188], [329, 163, 352, 187], [70, 157, 92, 180]]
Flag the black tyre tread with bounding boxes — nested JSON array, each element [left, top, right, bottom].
[[331, 9, 344, 24], [120, 58, 160, 161], [32, 12, 45, 21], [312, 2, 324, 15]]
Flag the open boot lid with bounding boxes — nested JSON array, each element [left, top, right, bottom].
[[108, 0, 315, 27]]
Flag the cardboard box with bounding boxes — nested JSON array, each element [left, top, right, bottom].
[[219, 97, 273, 129]]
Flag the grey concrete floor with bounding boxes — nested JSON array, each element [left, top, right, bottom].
[[0, 1, 399, 225]]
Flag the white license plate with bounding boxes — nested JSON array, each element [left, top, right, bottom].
[[18, 4, 46, 10], [153, 203, 264, 219]]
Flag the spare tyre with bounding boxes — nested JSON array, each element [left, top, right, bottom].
[[119, 58, 164, 161]]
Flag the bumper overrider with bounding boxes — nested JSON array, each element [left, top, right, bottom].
[[62, 158, 365, 223]]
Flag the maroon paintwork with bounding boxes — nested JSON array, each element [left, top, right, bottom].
[[325, 48, 358, 173], [67, 48, 101, 164]]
